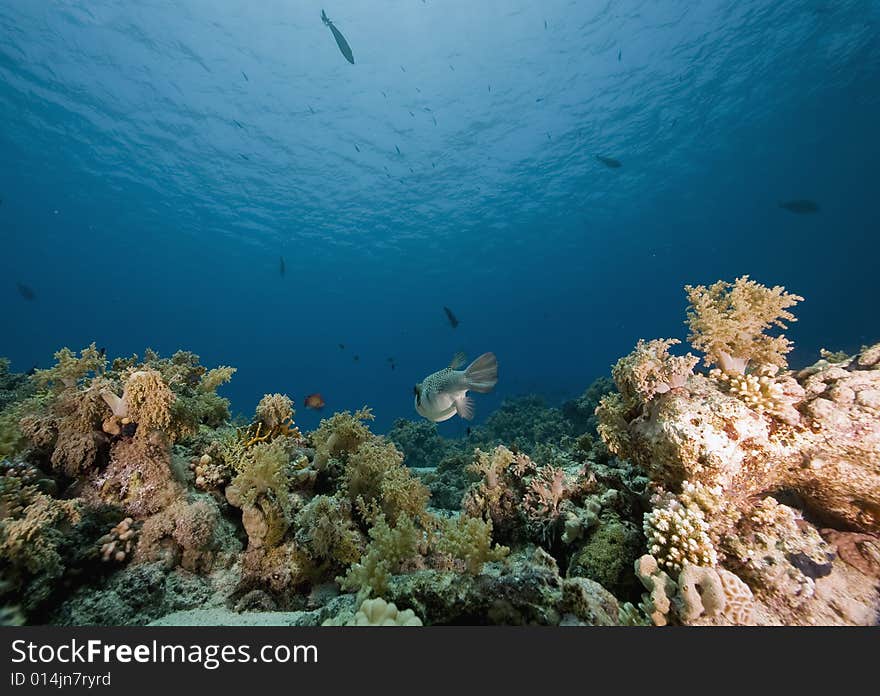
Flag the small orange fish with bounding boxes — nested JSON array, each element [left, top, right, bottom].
[[303, 393, 325, 410]]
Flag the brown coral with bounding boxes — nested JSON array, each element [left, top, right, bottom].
[[612, 338, 698, 405], [685, 275, 803, 373]]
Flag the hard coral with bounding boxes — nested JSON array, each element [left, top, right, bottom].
[[346, 597, 423, 626], [685, 275, 803, 374], [643, 485, 719, 573], [99, 518, 137, 563], [634, 554, 756, 626]]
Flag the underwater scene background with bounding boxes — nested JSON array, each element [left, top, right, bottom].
[[0, 1, 878, 627], [2, 0, 878, 433]]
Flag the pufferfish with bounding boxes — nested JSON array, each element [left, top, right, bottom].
[[414, 352, 498, 422]]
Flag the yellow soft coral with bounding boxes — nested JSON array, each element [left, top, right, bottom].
[[612, 338, 698, 405], [121, 370, 174, 434], [344, 438, 430, 526], [34, 343, 106, 390], [435, 515, 509, 574], [198, 366, 236, 393], [310, 406, 374, 470], [685, 275, 803, 374]]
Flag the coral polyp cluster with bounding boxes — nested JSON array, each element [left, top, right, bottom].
[[0, 276, 877, 626]]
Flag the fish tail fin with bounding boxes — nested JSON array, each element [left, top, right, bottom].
[[464, 352, 497, 393]]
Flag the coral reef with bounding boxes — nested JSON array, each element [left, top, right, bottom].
[[596, 278, 880, 624], [1, 292, 877, 626]]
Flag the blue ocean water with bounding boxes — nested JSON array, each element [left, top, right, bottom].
[[1, 1, 877, 435]]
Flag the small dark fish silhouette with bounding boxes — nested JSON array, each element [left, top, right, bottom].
[[321, 10, 355, 64], [415, 87, 421, 93], [544, 19, 547, 29], [279, 256, 286, 277], [26, 364, 37, 376], [409, 111, 415, 117], [16, 282, 35, 300], [535, 97, 544, 102], [618, 49, 622, 61], [401, 65, 406, 72], [338, 343, 345, 350], [308, 105, 315, 114], [449, 64, 455, 71], [488, 84, 491, 92], [596, 155, 622, 168], [409, 167, 414, 173], [354, 144, 360, 152], [353, 355, 360, 362], [98, 347, 106, 357], [779, 199, 820, 214], [443, 306, 459, 328], [381, 91, 387, 98], [239, 153, 250, 160], [395, 145, 401, 155], [242, 71, 249, 81], [432, 115, 437, 126], [232, 119, 244, 129], [431, 162, 435, 168], [466, 426, 472, 436]]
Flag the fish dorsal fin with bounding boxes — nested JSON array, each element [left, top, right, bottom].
[[449, 351, 467, 370]]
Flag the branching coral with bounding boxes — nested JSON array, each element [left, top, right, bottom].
[[643, 483, 723, 573], [685, 275, 803, 374], [711, 364, 802, 424]]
